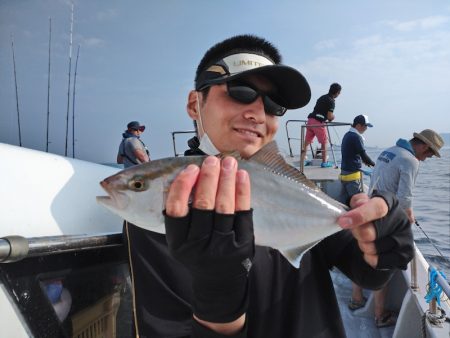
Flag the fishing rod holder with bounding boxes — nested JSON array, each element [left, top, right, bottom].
[[0, 233, 123, 263]]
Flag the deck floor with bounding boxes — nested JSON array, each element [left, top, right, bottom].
[[331, 269, 395, 338]]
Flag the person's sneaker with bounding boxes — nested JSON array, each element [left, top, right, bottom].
[[320, 162, 333, 168]]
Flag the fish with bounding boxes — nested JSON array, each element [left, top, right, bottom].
[[97, 141, 347, 268]]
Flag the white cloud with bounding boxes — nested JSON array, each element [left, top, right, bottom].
[[298, 29, 450, 147], [77, 35, 106, 47], [314, 38, 339, 50], [96, 8, 118, 21], [386, 15, 449, 32]]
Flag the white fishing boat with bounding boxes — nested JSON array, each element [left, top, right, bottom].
[[0, 121, 448, 337]]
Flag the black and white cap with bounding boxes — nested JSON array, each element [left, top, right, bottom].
[[195, 52, 311, 109], [353, 114, 373, 127]]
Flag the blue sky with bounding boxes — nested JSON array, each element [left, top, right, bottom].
[[1, 0, 449, 163]]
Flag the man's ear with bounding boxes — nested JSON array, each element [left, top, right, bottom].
[[187, 90, 199, 119]]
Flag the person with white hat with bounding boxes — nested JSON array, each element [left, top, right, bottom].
[[368, 128, 444, 328], [340, 114, 376, 312], [339, 114, 375, 205]]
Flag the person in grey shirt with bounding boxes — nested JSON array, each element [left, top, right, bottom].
[[368, 128, 444, 327], [117, 121, 150, 168]]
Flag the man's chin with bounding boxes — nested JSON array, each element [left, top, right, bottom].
[[235, 144, 261, 159]]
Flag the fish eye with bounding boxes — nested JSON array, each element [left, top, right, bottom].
[[129, 176, 146, 191]]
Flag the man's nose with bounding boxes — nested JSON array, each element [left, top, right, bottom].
[[242, 97, 266, 122]]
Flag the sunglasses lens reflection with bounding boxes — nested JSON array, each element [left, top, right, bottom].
[[226, 83, 286, 116]]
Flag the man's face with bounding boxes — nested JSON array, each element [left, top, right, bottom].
[[355, 124, 368, 134], [415, 144, 434, 161], [190, 76, 279, 158], [129, 129, 143, 136]]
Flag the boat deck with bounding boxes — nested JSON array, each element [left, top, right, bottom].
[[285, 156, 340, 182], [332, 270, 395, 338], [289, 156, 396, 338]]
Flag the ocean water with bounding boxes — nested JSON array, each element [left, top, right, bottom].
[[364, 147, 450, 277]]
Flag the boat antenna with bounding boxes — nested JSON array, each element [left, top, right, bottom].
[[10, 34, 22, 147], [72, 44, 80, 158], [46, 18, 52, 152], [64, 1, 74, 156]]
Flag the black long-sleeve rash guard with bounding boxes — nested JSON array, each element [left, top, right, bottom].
[[360, 150, 375, 167], [125, 223, 393, 338]]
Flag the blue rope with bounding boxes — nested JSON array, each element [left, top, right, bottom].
[[425, 267, 447, 306]]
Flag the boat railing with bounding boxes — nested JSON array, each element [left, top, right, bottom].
[[409, 246, 450, 319], [285, 119, 351, 172], [0, 233, 123, 263], [171, 130, 196, 157]]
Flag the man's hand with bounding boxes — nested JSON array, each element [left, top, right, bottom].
[[164, 156, 253, 335], [405, 208, 415, 225], [337, 192, 414, 270]]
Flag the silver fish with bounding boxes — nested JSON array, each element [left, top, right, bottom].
[[97, 141, 347, 268]]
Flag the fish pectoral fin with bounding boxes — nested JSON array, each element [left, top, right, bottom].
[[279, 241, 320, 269]]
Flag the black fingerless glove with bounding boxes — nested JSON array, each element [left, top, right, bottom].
[[164, 208, 255, 323], [371, 190, 414, 270]]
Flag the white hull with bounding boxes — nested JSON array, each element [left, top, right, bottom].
[[0, 143, 122, 237]]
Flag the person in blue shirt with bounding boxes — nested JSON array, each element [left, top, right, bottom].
[[339, 114, 376, 313], [339, 114, 375, 204]]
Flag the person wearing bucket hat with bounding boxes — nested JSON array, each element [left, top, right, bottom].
[[116, 120, 150, 168], [124, 35, 413, 338], [368, 128, 444, 328]]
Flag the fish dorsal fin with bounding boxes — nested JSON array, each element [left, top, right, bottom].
[[248, 141, 319, 190]]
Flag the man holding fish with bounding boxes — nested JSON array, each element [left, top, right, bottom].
[[98, 35, 414, 337]]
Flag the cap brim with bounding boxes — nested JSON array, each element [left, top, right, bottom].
[[413, 132, 441, 157], [200, 65, 311, 109], [366, 123, 373, 128]]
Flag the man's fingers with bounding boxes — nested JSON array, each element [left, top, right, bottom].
[[356, 239, 377, 255], [363, 253, 378, 269], [215, 157, 237, 214], [193, 156, 220, 210], [235, 170, 250, 211], [349, 193, 369, 209], [338, 197, 388, 229], [351, 223, 377, 242], [166, 164, 200, 217]]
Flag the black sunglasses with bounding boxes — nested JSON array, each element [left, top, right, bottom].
[[225, 81, 287, 116]]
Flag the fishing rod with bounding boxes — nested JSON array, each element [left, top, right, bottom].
[[414, 220, 447, 263], [64, 2, 74, 156], [72, 45, 80, 158], [46, 18, 52, 152], [10, 34, 22, 147]]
